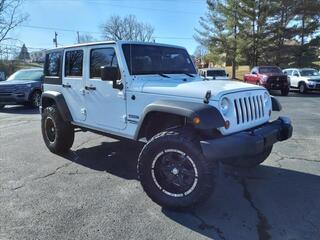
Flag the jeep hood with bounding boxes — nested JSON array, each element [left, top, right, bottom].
[[139, 79, 264, 101]]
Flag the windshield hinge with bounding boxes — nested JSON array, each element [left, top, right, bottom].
[[203, 90, 211, 104]]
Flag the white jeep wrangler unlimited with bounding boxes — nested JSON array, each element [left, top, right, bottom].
[[40, 41, 292, 209]]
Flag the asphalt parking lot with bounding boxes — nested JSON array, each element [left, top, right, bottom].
[[0, 90, 320, 240]]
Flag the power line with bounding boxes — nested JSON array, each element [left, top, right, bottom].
[[19, 24, 194, 40]]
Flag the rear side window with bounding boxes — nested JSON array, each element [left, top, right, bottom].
[[90, 48, 118, 78], [65, 50, 83, 77], [45, 52, 61, 76]]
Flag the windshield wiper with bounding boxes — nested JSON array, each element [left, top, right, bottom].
[[158, 73, 170, 78], [183, 73, 195, 77]]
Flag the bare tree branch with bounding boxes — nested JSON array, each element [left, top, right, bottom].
[[101, 14, 154, 42], [0, 0, 28, 43]]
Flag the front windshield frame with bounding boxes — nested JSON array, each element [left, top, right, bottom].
[[259, 67, 282, 74], [122, 44, 197, 76], [300, 69, 320, 77], [7, 69, 43, 81]]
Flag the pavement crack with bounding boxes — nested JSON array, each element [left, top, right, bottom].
[[189, 211, 226, 240], [240, 178, 271, 240], [12, 185, 25, 190], [273, 151, 319, 165], [34, 163, 71, 180]]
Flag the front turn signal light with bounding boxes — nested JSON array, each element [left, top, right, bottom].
[[193, 116, 201, 125]]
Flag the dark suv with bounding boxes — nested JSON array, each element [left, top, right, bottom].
[[0, 68, 44, 109]]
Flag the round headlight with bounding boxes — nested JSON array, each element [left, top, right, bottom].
[[263, 91, 269, 104], [220, 97, 230, 115]]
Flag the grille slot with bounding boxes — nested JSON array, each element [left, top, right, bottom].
[[233, 93, 265, 125]]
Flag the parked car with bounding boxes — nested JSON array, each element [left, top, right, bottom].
[[40, 41, 292, 209], [244, 66, 290, 96], [199, 68, 230, 80], [283, 68, 320, 93], [0, 68, 44, 109]]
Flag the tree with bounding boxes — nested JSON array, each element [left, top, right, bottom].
[[195, 0, 241, 79], [77, 34, 95, 43], [17, 43, 29, 61], [0, 0, 28, 43], [292, 0, 320, 67], [101, 15, 154, 42]]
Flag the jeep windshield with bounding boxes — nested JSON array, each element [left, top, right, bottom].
[[122, 44, 196, 75]]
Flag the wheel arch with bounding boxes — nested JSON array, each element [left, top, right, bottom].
[[134, 100, 225, 140], [41, 91, 73, 122]]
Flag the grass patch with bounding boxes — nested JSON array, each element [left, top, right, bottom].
[[225, 65, 250, 81]]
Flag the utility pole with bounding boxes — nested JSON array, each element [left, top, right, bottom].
[[77, 31, 80, 44], [53, 32, 58, 47]]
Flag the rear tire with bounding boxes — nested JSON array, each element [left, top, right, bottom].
[[41, 105, 74, 154], [138, 128, 219, 210]]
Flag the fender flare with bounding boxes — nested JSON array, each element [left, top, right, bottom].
[[271, 96, 282, 111], [41, 91, 73, 122], [134, 100, 225, 140]]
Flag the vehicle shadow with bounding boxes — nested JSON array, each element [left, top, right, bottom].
[[60, 141, 320, 239], [0, 105, 39, 114], [163, 164, 320, 240], [63, 140, 143, 180]]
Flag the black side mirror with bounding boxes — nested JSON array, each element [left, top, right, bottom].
[[226, 73, 229, 77], [101, 66, 123, 90], [252, 71, 257, 75], [294, 73, 299, 77]]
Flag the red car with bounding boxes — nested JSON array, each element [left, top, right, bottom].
[[244, 66, 290, 96]]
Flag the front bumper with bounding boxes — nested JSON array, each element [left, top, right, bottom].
[[307, 83, 320, 90], [0, 92, 29, 104], [264, 81, 289, 90], [200, 117, 293, 163]]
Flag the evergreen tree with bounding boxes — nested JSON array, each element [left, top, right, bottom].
[[195, 0, 241, 79], [17, 44, 30, 62], [292, 0, 320, 67]]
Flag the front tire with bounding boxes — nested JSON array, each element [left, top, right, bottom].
[[138, 128, 218, 210], [41, 105, 74, 154], [299, 83, 307, 94], [281, 87, 290, 96], [30, 90, 42, 108]]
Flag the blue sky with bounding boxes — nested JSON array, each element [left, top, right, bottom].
[[8, 0, 207, 54]]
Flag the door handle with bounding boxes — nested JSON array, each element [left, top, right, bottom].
[[62, 83, 71, 88], [85, 86, 96, 91]]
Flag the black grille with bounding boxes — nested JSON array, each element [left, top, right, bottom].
[[233, 94, 265, 124]]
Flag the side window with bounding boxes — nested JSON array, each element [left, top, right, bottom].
[[286, 70, 293, 76], [293, 70, 299, 77], [65, 50, 83, 77], [45, 52, 61, 76], [90, 48, 118, 78]]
